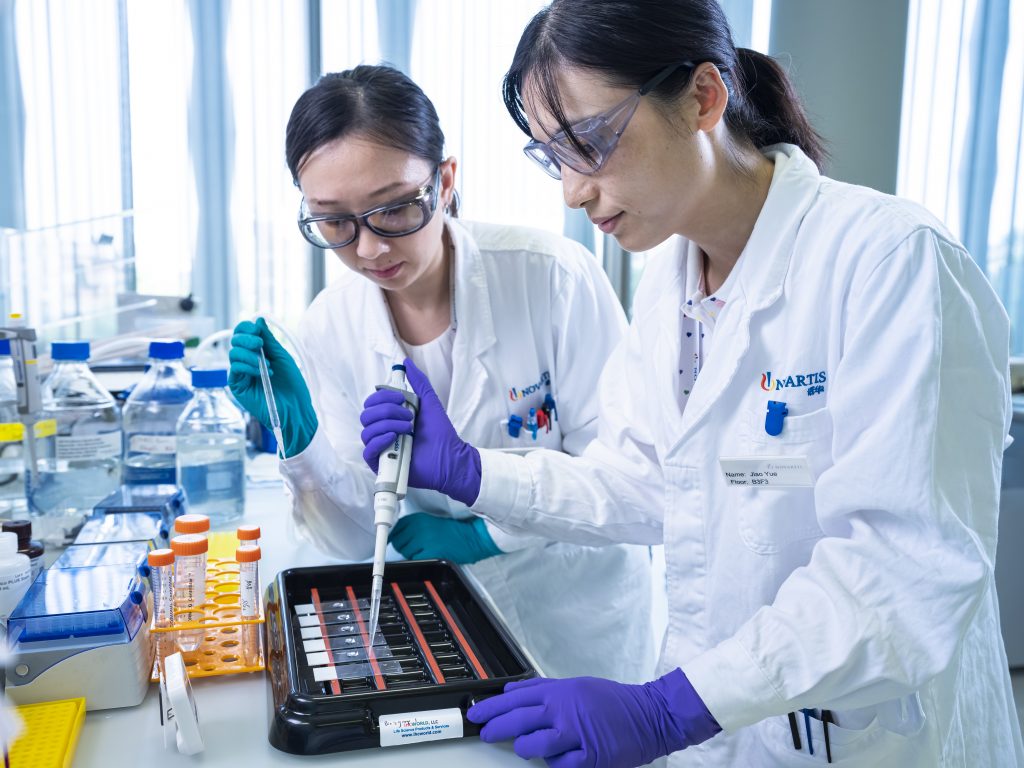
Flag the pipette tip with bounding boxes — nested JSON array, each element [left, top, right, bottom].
[[366, 575, 383, 646]]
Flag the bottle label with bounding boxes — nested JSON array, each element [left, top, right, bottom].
[[128, 434, 177, 454], [55, 431, 122, 461], [0, 420, 56, 441], [0, 423, 23, 443], [0, 569, 31, 593]]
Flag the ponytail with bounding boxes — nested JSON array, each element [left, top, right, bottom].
[[729, 48, 827, 170]]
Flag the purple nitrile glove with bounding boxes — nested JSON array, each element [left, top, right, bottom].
[[467, 669, 721, 768], [360, 357, 482, 507]]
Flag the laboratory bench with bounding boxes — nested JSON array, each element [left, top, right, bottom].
[[70, 480, 540, 767]]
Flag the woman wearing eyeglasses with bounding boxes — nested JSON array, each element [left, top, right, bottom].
[[358, 1, 1024, 767], [227, 64, 655, 684]]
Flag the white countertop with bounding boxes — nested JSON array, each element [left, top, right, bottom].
[[71, 479, 540, 767]]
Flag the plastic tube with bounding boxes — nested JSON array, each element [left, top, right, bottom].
[[149, 548, 177, 672], [148, 548, 176, 627], [170, 534, 208, 653], [257, 348, 286, 460], [192, 328, 232, 362], [237, 544, 262, 665], [237, 545, 261, 619], [198, 315, 314, 398]]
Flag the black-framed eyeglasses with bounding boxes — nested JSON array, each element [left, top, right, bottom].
[[297, 167, 441, 249], [523, 61, 695, 180]]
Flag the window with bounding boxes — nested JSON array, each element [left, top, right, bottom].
[[126, 0, 193, 300], [899, 0, 1024, 351], [318, 1, 565, 287], [227, 2, 310, 328], [409, 0, 564, 233], [6, 0, 696, 343], [5, 0, 194, 346]]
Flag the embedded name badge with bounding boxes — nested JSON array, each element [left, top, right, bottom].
[[379, 708, 464, 747], [719, 456, 813, 488]]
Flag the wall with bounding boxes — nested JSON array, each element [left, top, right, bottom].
[[769, 0, 910, 194]]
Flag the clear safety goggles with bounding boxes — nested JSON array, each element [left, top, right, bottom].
[[523, 61, 694, 180], [297, 167, 441, 249]]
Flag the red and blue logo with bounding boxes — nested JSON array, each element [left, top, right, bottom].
[[760, 370, 827, 392], [509, 370, 551, 401]]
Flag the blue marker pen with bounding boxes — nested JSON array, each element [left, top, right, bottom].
[[527, 408, 538, 440], [765, 400, 788, 436]]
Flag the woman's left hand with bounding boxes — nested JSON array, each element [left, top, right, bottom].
[[467, 670, 721, 768], [389, 513, 502, 564]]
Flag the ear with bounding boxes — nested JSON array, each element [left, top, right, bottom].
[[440, 156, 458, 208], [691, 62, 730, 133]]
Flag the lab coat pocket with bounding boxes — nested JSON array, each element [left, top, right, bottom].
[[498, 412, 561, 450], [734, 408, 833, 555], [759, 710, 921, 764]]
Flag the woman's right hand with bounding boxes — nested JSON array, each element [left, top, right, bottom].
[[228, 317, 318, 457], [360, 358, 482, 506]]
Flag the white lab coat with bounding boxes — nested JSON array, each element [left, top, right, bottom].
[[473, 145, 1024, 766], [279, 218, 655, 683]]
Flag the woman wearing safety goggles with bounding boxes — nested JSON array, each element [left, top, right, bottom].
[[227, 64, 655, 686], [357, 1, 1024, 767]]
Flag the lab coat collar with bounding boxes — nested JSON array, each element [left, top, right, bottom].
[[668, 144, 823, 452], [445, 218, 497, 431], [734, 144, 823, 312], [445, 218, 498, 359]]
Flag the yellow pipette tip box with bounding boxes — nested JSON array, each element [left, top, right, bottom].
[[8, 697, 86, 768]]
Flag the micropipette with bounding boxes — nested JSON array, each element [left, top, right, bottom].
[[257, 347, 286, 460], [367, 364, 418, 643]]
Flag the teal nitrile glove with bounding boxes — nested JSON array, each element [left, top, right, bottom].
[[389, 513, 502, 564], [228, 317, 318, 457]]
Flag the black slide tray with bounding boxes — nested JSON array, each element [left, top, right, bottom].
[[264, 559, 536, 754]]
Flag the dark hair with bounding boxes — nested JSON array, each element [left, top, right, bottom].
[[286, 65, 458, 213], [503, 0, 827, 170]]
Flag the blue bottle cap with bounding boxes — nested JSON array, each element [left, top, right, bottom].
[[191, 368, 228, 388], [392, 363, 406, 372], [0, 339, 9, 355], [149, 339, 185, 360], [51, 341, 90, 361]]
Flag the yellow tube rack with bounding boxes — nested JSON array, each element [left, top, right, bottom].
[[149, 556, 264, 681]]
